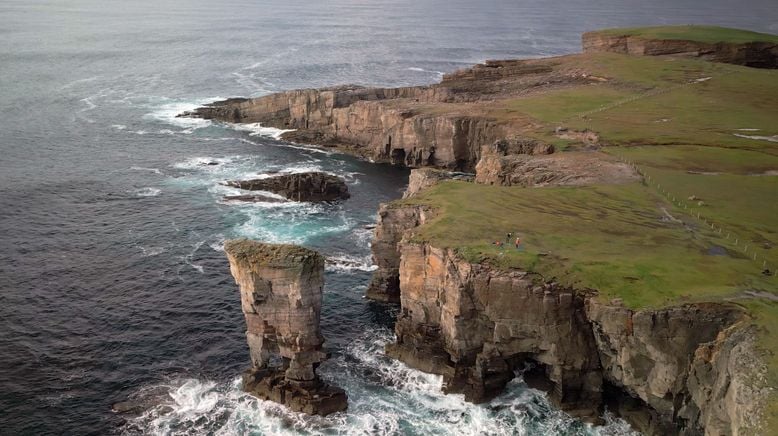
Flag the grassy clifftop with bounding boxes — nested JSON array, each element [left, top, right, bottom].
[[591, 25, 778, 44], [392, 26, 778, 429]]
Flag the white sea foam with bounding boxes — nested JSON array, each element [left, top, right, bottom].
[[60, 76, 100, 90], [181, 240, 205, 273], [325, 254, 377, 272], [130, 166, 163, 175], [172, 156, 239, 170], [138, 246, 167, 257], [134, 187, 161, 197], [407, 66, 446, 80], [228, 122, 295, 140], [144, 99, 217, 130], [112, 124, 127, 130], [209, 235, 226, 253], [120, 330, 639, 436]]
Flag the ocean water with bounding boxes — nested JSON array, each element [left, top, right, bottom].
[[1, 1, 776, 434]]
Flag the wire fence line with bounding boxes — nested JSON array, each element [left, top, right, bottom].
[[554, 72, 773, 276], [614, 154, 775, 277]]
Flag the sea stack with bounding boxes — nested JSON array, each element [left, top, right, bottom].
[[224, 239, 348, 416]]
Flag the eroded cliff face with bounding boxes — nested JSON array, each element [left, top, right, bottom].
[[475, 142, 639, 187], [384, 240, 767, 434], [386, 243, 603, 415], [224, 240, 347, 415], [187, 89, 504, 171], [582, 32, 778, 68], [365, 203, 431, 303], [177, 58, 602, 171], [403, 167, 474, 199]]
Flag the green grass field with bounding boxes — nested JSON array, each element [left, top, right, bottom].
[[400, 30, 778, 428], [593, 25, 778, 44], [400, 180, 775, 308]]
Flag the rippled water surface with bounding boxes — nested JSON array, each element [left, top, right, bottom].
[[1, 0, 776, 434]]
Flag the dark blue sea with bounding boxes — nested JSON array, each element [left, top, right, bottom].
[[1, 1, 776, 434]]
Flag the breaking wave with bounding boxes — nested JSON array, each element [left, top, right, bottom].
[[119, 330, 638, 436]]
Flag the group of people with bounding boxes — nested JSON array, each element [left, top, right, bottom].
[[493, 232, 522, 249]]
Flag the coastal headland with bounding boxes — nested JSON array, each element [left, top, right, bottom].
[[187, 26, 778, 435]]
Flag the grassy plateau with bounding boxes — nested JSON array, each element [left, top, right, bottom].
[[397, 26, 778, 430]]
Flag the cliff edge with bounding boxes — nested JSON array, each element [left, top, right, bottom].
[[583, 25, 778, 68]]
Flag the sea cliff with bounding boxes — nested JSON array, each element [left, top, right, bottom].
[[204, 25, 778, 434]]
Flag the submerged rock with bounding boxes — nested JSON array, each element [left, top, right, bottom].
[[226, 172, 349, 202], [224, 240, 348, 416]]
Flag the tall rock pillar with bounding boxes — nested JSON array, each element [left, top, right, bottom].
[[224, 239, 348, 415]]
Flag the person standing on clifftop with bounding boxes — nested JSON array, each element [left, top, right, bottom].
[[506, 232, 512, 242], [515, 237, 521, 249]]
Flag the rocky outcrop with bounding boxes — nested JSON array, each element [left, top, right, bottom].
[[386, 243, 603, 414], [586, 300, 765, 434], [177, 58, 600, 171], [403, 167, 474, 199], [686, 323, 770, 435], [582, 30, 778, 68], [366, 167, 474, 303], [224, 240, 348, 415], [384, 239, 767, 434], [226, 172, 349, 202], [365, 204, 431, 303], [475, 144, 639, 187], [191, 90, 504, 171]]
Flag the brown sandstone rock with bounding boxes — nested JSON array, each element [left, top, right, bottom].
[[403, 167, 474, 199], [384, 237, 766, 434], [364, 203, 430, 303], [582, 31, 778, 68], [224, 240, 347, 415], [176, 59, 592, 171], [387, 242, 603, 415], [226, 172, 349, 202], [475, 147, 638, 187]]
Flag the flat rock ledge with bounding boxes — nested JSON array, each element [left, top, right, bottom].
[[226, 172, 349, 202], [224, 239, 348, 416]]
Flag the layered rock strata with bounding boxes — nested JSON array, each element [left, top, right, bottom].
[[582, 30, 778, 68], [224, 239, 348, 416], [475, 144, 639, 187], [177, 59, 603, 171], [386, 243, 603, 414], [379, 235, 766, 434], [403, 167, 474, 199], [365, 203, 431, 303], [226, 172, 349, 202]]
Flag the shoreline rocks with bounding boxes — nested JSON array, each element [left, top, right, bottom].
[[224, 240, 348, 416], [226, 172, 349, 202]]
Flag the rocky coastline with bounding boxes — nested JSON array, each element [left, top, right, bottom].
[[204, 26, 776, 434]]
